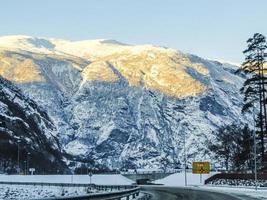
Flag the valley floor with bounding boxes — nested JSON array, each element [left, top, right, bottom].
[[0, 174, 134, 199], [0, 174, 266, 199]]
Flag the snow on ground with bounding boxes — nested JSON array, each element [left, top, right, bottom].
[[208, 178, 267, 187], [155, 172, 267, 199], [154, 172, 217, 186], [199, 185, 267, 200], [0, 174, 134, 199], [0, 184, 93, 199], [0, 174, 134, 185]]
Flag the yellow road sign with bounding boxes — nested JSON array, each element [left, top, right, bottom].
[[192, 162, 210, 174]]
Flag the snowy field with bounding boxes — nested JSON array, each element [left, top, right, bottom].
[[154, 172, 217, 186], [0, 184, 94, 199], [0, 174, 133, 185], [0, 174, 134, 199]]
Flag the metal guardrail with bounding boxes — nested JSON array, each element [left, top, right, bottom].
[[37, 187, 140, 200], [0, 181, 140, 200], [0, 181, 135, 189]]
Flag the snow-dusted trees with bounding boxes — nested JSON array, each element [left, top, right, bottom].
[[237, 33, 267, 168]]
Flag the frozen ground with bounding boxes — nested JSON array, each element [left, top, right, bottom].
[[0, 184, 93, 199], [0, 174, 134, 199], [0, 174, 133, 185]]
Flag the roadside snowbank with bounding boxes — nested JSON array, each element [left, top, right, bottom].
[[0, 184, 92, 199], [154, 172, 216, 186], [201, 185, 267, 200], [0, 174, 134, 199], [0, 174, 133, 185]]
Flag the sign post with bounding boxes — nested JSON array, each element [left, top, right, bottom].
[[89, 171, 93, 185], [192, 162, 210, 174], [192, 162, 210, 184]]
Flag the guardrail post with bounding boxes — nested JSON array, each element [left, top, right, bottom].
[[132, 193, 135, 198]]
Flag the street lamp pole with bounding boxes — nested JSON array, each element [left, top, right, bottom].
[[252, 106, 258, 191], [24, 161, 27, 175], [17, 139, 20, 174], [27, 153, 30, 175], [24, 152, 31, 175], [184, 131, 187, 186], [89, 169, 92, 185]]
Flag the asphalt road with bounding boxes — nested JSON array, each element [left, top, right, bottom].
[[141, 186, 260, 200]]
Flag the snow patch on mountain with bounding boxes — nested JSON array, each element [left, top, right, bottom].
[[0, 35, 250, 169]]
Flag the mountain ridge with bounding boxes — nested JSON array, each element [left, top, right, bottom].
[[0, 35, 249, 169], [0, 35, 210, 98]]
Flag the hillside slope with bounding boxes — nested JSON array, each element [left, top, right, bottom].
[[0, 76, 67, 173], [0, 35, 249, 169]]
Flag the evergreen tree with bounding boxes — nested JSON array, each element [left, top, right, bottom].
[[232, 125, 253, 170], [209, 125, 234, 171], [209, 124, 253, 171], [237, 33, 267, 166]]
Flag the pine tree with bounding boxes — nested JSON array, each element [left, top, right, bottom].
[[209, 125, 235, 171], [232, 125, 253, 170], [237, 33, 267, 166], [209, 124, 253, 171]]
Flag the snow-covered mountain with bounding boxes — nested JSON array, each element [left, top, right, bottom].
[[0, 76, 67, 174], [0, 35, 249, 169]]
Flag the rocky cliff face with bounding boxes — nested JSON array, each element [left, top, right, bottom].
[[0, 35, 249, 169], [0, 76, 66, 173]]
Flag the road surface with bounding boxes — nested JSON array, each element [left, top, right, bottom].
[[141, 186, 260, 200]]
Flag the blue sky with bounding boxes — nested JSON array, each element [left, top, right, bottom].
[[0, 0, 266, 63]]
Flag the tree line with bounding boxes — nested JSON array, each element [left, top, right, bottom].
[[209, 124, 253, 171], [210, 33, 267, 171]]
